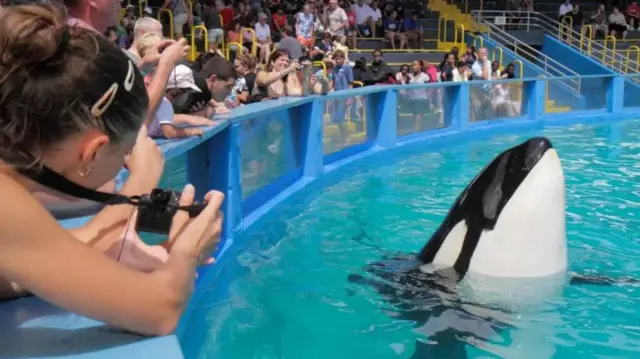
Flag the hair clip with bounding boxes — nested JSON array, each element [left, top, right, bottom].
[[123, 60, 135, 92], [91, 83, 119, 117]]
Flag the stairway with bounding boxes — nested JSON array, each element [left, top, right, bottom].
[[427, 0, 487, 39]]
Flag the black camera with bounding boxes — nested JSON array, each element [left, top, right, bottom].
[[136, 188, 207, 234]]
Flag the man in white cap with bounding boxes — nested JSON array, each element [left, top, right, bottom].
[[167, 64, 204, 94]]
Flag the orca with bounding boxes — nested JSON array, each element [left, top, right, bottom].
[[347, 137, 638, 358]]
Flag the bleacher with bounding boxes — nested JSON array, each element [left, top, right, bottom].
[[134, 0, 639, 113]]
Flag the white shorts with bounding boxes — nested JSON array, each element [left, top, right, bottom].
[[173, 13, 188, 37]]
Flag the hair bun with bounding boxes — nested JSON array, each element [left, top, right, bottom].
[[0, 3, 71, 68]]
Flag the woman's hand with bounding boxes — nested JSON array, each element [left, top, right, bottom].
[[287, 60, 301, 74], [168, 185, 225, 264], [125, 125, 165, 190], [158, 38, 191, 67]]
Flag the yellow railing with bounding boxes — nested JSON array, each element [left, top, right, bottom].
[[313, 61, 327, 79], [473, 35, 483, 49], [240, 28, 257, 56], [512, 59, 523, 79], [512, 59, 524, 103], [454, 24, 465, 49], [492, 47, 503, 65], [158, 9, 174, 39], [580, 25, 593, 55], [559, 16, 573, 43], [624, 46, 640, 73], [603, 35, 616, 67], [438, 14, 448, 44], [219, 14, 225, 51], [190, 25, 208, 61], [138, 0, 147, 18], [353, 81, 364, 87], [225, 42, 243, 59]]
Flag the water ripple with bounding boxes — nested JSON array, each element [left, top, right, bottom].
[[191, 119, 640, 359]]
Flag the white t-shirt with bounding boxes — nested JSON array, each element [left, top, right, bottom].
[[371, 8, 382, 21], [452, 68, 468, 82], [408, 72, 430, 100], [559, 3, 573, 16], [327, 7, 348, 36], [255, 22, 271, 41], [352, 4, 374, 24], [471, 59, 492, 81]]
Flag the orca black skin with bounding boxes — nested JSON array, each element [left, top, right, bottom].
[[347, 137, 639, 358]]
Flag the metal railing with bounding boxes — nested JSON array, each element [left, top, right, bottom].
[[471, 10, 638, 74], [472, 11, 582, 94]]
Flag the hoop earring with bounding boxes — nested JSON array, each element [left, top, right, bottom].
[[77, 167, 93, 177]]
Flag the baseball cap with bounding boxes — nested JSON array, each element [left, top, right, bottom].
[[167, 65, 202, 93], [144, 6, 153, 15]]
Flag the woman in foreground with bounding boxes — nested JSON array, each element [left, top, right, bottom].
[[0, 4, 223, 335]]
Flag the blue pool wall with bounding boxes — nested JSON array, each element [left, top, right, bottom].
[[469, 34, 587, 110], [1, 73, 640, 359], [541, 34, 620, 110]]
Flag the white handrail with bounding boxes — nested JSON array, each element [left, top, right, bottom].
[[473, 14, 582, 94], [471, 10, 633, 73]]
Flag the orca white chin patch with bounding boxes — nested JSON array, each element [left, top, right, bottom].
[[469, 149, 567, 278]]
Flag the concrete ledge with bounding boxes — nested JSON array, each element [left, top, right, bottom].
[[0, 296, 184, 359]]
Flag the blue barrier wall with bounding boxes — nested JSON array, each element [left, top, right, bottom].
[[541, 34, 615, 110], [1, 73, 639, 359], [469, 34, 586, 110]]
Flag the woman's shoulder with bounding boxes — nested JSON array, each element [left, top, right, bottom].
[[0, 171, 54, 230]]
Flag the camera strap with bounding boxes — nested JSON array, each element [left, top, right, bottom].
[[19, 165, 137, 206]]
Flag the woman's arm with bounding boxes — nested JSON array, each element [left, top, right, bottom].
[[161, 124, 204, 139], [0, 178, 196, 335], [173, 114, 214, 126], [159, 0, 171, 11], [256, 69, 292, 87]]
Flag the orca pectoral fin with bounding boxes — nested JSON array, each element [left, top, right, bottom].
[[570, 274, 640, 287]]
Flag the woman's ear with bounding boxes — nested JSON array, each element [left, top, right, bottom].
[[78, 133, 110, 175]]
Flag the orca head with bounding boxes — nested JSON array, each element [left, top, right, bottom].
[[418, 137, 567, 279]]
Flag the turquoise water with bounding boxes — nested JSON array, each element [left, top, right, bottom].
[[179, 120, 640, 359]]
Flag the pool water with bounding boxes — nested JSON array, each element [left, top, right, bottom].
[[183, 120, 640, 359]]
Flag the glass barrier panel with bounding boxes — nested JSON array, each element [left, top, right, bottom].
[[396, 86, 447, 136], [469, 81, 523, 122], [322, 94, 369, 154], [239, 110, 301, 199], [158, 153, 188, 189], [623, 77, 640, 109], [543, 77, 606, 114]]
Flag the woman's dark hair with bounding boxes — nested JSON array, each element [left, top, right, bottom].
[[457, 60, 466, 68], [400, 64, 409, 72], [267, 48, 290, 71], [0, 4, 148, 169]]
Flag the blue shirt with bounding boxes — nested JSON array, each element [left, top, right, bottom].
[[403, 17, 419, 31], [383, 18, 402, 32], [332, 64, 354, 91]]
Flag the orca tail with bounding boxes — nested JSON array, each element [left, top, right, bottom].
[[411, 329, 470, 359], [570, 274, 640, 286]]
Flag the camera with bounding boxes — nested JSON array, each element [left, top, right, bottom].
[[136, 188, 207, 234]]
